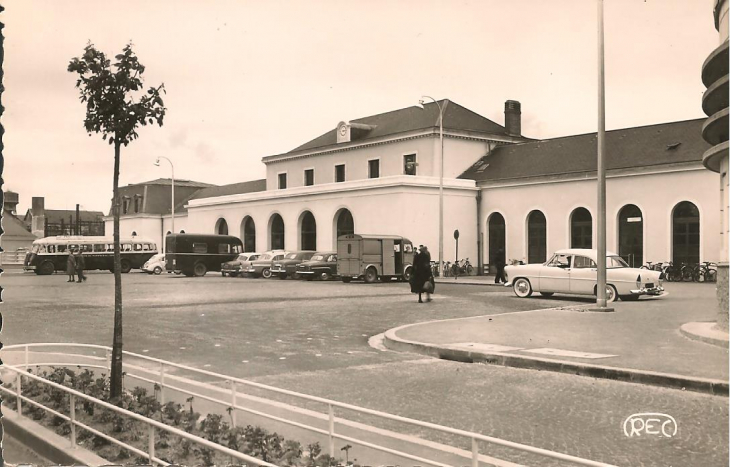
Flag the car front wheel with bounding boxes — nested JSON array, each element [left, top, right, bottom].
[[262, 268, 272, 279], [605, 285, 618, 303], [153, 266, 163, 275], [513, 278, 533, 298]]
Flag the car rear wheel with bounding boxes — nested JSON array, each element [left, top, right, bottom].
[[605, 285, 618, 303], [153, 266, 163, 275], [513, 278, 533, 298], [364, 267, 378, 284], [193, 262, 207, 277], [262, 268, 272, 279]]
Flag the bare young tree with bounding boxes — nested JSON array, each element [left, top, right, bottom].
[[68, 42, 166, 399]]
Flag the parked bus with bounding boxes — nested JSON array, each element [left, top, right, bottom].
[[24, 236, 158, 275], [337, 234, 415, 283], [165, 233, 243, 277]]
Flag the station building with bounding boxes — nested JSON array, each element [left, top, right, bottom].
[[109, 100, 721, 272]]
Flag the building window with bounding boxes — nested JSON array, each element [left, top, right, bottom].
[[527, 210, 547, 264], [216, 218, 229, 235], [270, 214, 285, 249], [122, 197, 131, 215], [368, 159, 380, 179], [488, 213, 506, 274], [300, 211, 317, 250], [242, 216, 256, 252], [618, 204, 643, 268], [304, 169, 314, 186], [335, 164, 346, 183], [404, 154, 417, 175], [278, 173, 287, 189], [133, 195, 143, 213], [570, 208, 592, 249]]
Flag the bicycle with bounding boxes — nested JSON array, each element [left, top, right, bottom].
[[451, 258, 474, 277], [693, 261, 718, 282]]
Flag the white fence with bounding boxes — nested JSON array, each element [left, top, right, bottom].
[[1, 343, 618, 467]]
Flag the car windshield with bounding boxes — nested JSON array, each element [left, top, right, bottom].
[[311, 255, 324, 261], [260, 254, 271, 260], [607, 255, 629, 268], [239, 255, 248, 261], [287, 253, 298, 259]]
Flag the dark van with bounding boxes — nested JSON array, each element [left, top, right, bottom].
[[166, 234, 243, 277]]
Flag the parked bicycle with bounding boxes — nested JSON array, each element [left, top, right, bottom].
[[693, 261, 718, 282], [451, 258, 474, 276]]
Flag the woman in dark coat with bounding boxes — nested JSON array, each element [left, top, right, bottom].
[[66, 250, 76, 283], [410, 245, 434, 303]]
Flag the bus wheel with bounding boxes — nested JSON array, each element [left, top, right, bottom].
[[403, 267, 412, 282], [364, 267, 378, 284], [38, 261, 55, 275], [193, 263, 207, 277], [120, 260, 132, 274]]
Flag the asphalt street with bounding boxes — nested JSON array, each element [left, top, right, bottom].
[[1, 270, 728, 466]]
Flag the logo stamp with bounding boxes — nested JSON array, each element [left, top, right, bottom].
[[623, 413, 678, 438]]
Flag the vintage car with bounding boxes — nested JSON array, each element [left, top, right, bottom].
[[142, 253, 166, 275], [270, 251, 316, 279], [244, 250, 287, 278], [504, 248, 664, 302], [221, 253, 260, 277], [296, 252, 338, 281]]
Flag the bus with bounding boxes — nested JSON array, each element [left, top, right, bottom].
[[165, 233, 243, 277], [24, 236, 158, 275], [337, 234, 415, 283]]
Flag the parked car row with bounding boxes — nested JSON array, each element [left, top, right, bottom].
[[219, 250, 339, 280]]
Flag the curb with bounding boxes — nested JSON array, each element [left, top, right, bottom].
[[383, 327, 729, 397], [3, 406, 110, 466], [434, 278, 505, 287], [680, 322, 730, 349]]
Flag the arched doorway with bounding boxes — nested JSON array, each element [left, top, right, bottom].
[[269, 214, 285, 250], [570, 208, 592, 249], [300, 211, 317, 251], [527, 210, 547, 264], [488, 213, 506, 273], [241, 216, 256, 252], [673, 201, 700, 265], [334, 208, 354, 240], [215, 218, 229, 235], [618, 204, 643, 267]]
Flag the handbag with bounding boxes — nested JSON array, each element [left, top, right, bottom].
[[423, 278, 434, 293]]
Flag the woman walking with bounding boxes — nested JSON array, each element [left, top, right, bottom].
[[66, 249, 76, 283]]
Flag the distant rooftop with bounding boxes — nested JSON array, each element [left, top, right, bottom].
[[128, 178, 216, 189]]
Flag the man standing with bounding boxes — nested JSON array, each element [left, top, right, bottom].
[[75, 249, 87, 282], [495, 248, 507, 284], [66, 249, 76, 283]]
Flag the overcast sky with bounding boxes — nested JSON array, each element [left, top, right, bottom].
[[1, 0, 719, 214]]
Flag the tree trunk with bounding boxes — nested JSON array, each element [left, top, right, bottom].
[[109, 139, 124, 399]]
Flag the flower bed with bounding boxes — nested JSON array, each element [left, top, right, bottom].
[[3, 367, 355, 466]]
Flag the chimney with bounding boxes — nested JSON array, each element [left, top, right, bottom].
[[31, 196, 46, 238], [504, 100, 522, 137], [3, 190, 19, 214]]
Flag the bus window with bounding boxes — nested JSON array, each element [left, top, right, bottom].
[[94, 244, 105, 252], [48, 245, 56, 253], [232, 244, 242, 253], [57, 245, 66, 253], [152, 243, 157, 251], [122, 244, 132, 252], [142, 244, 150, 251], [107, 244, 114, 252], [404, 243, 413, 253], [68, 244, 79, 252], [134, 244, 143, 251], [218, 243, 231, 254], [82, 244, 93, 252], [193, 243, 207, 254]]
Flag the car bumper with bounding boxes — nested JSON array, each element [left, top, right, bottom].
[[629, 285, 665, 296], [270, 267, 286, 274], [221, 268, 241, 274], [23, 265, 36, 271]]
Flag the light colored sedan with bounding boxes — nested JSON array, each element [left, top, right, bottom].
[[504, 248, 664, 302]]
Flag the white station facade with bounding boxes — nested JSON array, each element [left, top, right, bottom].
[[108, 99, 721, 271]]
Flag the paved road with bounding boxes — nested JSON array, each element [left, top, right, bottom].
[[1, 271, 727, 466]]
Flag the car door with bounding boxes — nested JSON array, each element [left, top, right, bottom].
[[570, 255, 597, 294], [539, 254, 572, 293]]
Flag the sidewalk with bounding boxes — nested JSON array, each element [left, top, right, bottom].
[[434, 274, 505, 286], [385, 282, 729, 395]]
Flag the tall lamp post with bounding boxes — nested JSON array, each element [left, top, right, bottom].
[[154, 156, 174, 252], [418, 96, 444, 277]]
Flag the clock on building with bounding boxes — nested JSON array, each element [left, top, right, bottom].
[[339, 125, 347, 137]]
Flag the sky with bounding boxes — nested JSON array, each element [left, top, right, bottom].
[[1, 0, 720, 214]]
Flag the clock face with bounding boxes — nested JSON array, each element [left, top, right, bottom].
[[339, 125, 347, 137]]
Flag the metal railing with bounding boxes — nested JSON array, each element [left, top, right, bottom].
[[2, 343, 618, 467]]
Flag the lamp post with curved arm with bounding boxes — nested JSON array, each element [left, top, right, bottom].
[[154, 156, 174, 252], [418, 96, 444, 277]]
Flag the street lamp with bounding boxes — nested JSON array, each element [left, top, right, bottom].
[[154, 156, 174, 252], [418, 96, 444, 277]]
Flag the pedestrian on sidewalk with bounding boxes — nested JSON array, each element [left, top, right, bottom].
[[495, 248, 507, 284], [66, 249, 76, 282], [75, 249, 86, 282], [410, 245, 434, 303]]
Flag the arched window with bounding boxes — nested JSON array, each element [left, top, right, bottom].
[[335, 208, 354, 239], [166, 231, 172, 235], [300, 211, 317, 251], [215, 218, 229, 235], [241, 216, 256, 252], [270, 214, 285, 250], [673, 201, 700, 265], [488, 213, 506, 273], [527, 210, 547, 264], [618, 204, 643, 267], [570, 208, 592, 249], [180, 230, 186, 234], [131, 231, 138, 237]]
